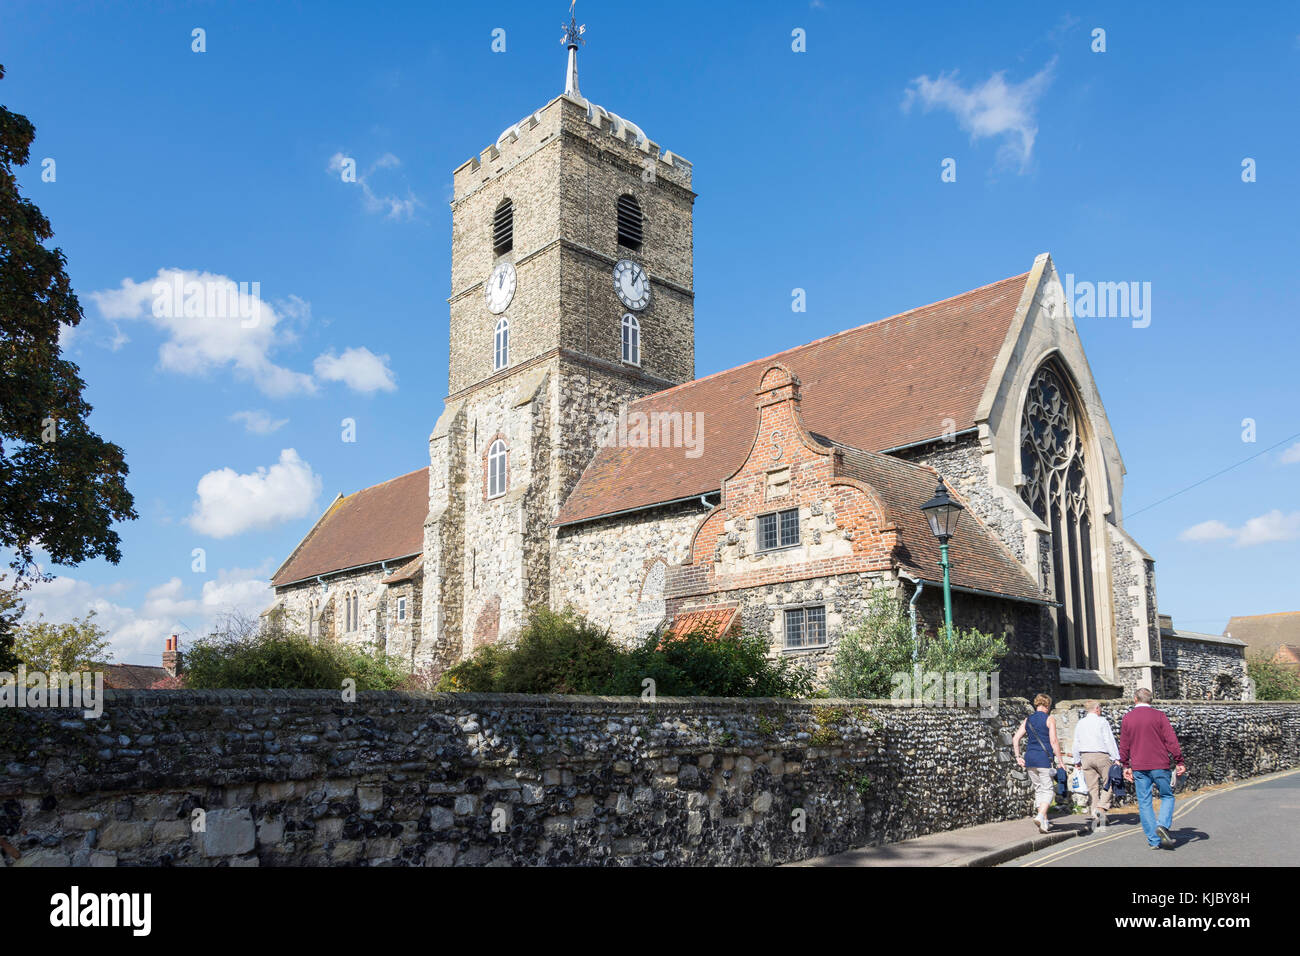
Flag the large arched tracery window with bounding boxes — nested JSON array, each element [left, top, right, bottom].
[[1019, 362, 1099, 670]]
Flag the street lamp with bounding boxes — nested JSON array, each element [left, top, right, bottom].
[[920, 479, 964, 642]]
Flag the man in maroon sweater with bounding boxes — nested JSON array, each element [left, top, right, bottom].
[[1119, 688, 1187, 850]]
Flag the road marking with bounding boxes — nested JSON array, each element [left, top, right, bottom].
[[1018, 767, 1300, 867]]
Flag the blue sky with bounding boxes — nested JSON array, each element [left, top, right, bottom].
[[3, 1, 1297, 663]]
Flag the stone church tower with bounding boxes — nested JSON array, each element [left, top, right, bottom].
[[421, 28, 697, 667]]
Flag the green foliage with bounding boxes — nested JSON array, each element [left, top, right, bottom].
[[0, 65, 136, 581], [0, 576, 24, 671], [609, 627, 815, 699], [438, 609, 815, 699], [827, 590, 1008, 698], [182, 628, 408, 690], [1247, 654, 1300, 701], [12, 608, 112, 671]]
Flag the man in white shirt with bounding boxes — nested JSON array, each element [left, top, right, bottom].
[[1071, 700, 1121, 832]]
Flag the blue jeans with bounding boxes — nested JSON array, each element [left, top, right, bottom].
[[1133, 769, 1174, 847]]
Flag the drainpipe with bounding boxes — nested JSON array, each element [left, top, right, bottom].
[[699, 494, 717, 509], [898, 571, 924, 662]]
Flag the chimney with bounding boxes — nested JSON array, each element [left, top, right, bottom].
[[163, 634, 183, 677]]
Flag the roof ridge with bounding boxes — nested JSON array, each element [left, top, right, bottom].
[[629, 270, 1030, 407]]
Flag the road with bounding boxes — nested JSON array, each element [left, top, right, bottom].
[[1008, 767, 1300, 867]]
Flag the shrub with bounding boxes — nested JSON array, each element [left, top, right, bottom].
[[827, 591, 1007, 699], [182, 630, 408, 690], [1247, 654, 1300, 701], [609, 627, 814, 698]]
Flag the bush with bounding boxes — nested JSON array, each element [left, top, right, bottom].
[[437, 608, 815, 698], [609, 628, 815, 698], [1247, 654, 1300, 701], [182, 630, 408, 690], [827, 591, 1007, 698]]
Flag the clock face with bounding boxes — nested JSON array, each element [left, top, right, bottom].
[[613, 258, 651, 311], [485, 261, 516, 314]]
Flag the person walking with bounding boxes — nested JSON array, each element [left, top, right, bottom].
[[1071, 700, 1121, 832], [1013, 693, 1067, 833], [1119, 688, 1187, 850]]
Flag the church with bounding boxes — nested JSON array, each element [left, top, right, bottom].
[[267, 23, 1181, 701]]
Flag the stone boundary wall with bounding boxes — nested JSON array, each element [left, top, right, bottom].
[[1, 691, 1296, 867]]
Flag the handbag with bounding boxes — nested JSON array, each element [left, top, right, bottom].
[[1069, 767, 1090, 795]]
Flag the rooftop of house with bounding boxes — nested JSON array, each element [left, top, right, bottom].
[[270, 467, 429, 589], [555, 270, 1030, 528], [1223, 611, 1300, 654]]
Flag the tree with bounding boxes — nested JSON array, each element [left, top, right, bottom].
[[0, 64, 136, 582], [0, 575, 22, 670], [12, 609, 113, 671]]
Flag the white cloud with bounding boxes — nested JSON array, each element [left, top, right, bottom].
[[1281, 442, 1300, 464], [230, 410, 289, 435], [903, 59, 1056, 171], [328, 151, 423, 220], [187, 448, 322, 538], [1179, 511, 1300, 547], [313, 346, 397, 394], [21, 567, 273, 665], [1179, 519, 1235, 542], [88, 268, 317, 397]]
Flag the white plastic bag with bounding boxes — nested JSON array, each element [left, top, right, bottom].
[[1069, 767, 1090, 795]]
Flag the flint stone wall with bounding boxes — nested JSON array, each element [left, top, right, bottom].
[[1, 691, 1296, 867]]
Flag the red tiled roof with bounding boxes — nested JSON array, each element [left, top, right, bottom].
[[666, 605, 740, 641], [384, 555, 424, 585], [556, 272, 1029, 526], [271, 467, 428, 587], [833, 444, 1044, 604], [1224, 612, 1300, 656], [102, 663, 170, 690]]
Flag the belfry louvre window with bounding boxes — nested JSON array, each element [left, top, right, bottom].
[[1019, 362, 1100, 671], [784, 606, 826, 649], [758, 508, 800, 551], [621, 313, 640, 365], [492, 198, 513, 255], [487, 439, 508, 499], [616, 193, 643, 250]]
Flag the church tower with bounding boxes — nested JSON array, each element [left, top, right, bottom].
[[422, 12, 696, 668]]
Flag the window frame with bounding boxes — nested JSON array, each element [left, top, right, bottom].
[[487, 438, 509, 499], [492, 197, 514, 255], [397, 596, 407, 622], [621, 312, 641, 366], [783, 604, 827, 650], [493, 316, 509, 371], [616, 193, 644, 250], [756, 507, 801, 552]]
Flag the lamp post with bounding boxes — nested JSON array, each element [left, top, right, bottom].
[[920, 479, 964, 642]]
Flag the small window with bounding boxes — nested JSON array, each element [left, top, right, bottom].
[[488, 439, 508, 498], [494, 317, 509, 371], [351, 593, 359, 633], [397, 596, 407, 622], [493, 198, 513, 255], [758, 507, 800, 551], [621, 313, 640, 365], [785, 606, 826, 649], [616, 193, 643, 250]]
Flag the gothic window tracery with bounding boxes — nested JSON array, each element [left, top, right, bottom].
[[1019, 362, 1099, 670]]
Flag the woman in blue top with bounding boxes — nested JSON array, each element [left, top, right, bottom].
[[1012, 693, 1067, 832]]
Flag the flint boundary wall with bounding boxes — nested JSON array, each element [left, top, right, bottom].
[[1, 691, 1297, 867]]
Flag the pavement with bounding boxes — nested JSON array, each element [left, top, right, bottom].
[[789, 767, 1300, 867]]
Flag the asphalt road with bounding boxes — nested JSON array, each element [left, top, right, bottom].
[[1007, 768, 1300, 867]]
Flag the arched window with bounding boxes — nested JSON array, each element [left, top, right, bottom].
[[487, 439, 508, 498], [616, 193, 643, 250], [1019, 362, 1099, 671], [494, 317, 509, 371], [492, 198, 513, 255], [343, 592, 351, 633], [621, 312, 640, 365]]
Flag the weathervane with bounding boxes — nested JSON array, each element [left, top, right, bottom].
[[561, 1, 585, 97], [561, 1, 586, 50]]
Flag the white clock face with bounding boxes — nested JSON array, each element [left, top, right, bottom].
[[485, 261, 516, 314], [613, 258, 651, 311]]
